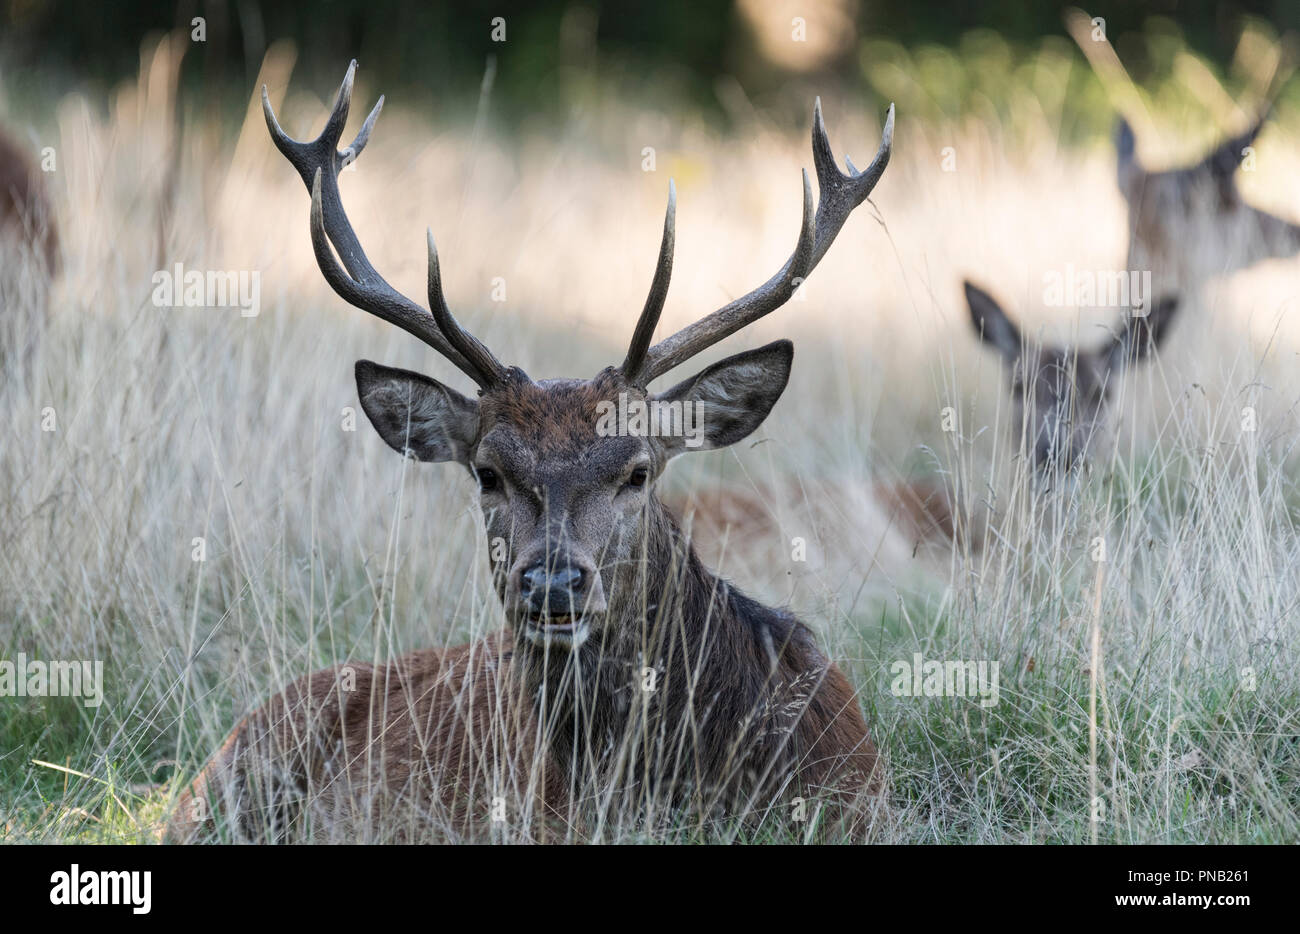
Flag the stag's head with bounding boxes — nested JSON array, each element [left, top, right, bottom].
[[265, 62, 892, 649], [965, 281, 1179, 474]]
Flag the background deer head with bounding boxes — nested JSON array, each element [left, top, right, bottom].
[[265, 62, 892, 652], [965, 280, 1180, 473], [1061, 8, 1300, 294], [1117, 109, 1300, 285]]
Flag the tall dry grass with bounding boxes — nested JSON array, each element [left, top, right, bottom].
[[1, 30, 1297, 842]]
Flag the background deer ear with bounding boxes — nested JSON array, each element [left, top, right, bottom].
[[964, 281, 1022, 360], [1115, 117, 1141, 195], [1202, 114, 1265, 182], [1108, 295, 1181, 371], [650, 340, 793, 457], [354, 360, 480, 464]]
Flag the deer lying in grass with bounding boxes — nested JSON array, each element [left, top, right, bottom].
[[964, 281, 1180, 474], [166, 63, 893, 843], [1117, 106, 1300, 288], [1063, 7, 1299, 292], [667, 476, 957, 565]]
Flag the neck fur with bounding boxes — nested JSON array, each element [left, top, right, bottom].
[[512, 495, 830, 817]]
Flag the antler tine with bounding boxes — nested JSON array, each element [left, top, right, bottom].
[[265, 61, 499, 389], [262, 61, 373, 204], [628, 171, 816, 385], [427, 230, 509, 386], [306, 171, 471, 377], [809, 98, 893, 268], [620, 180, 677, 379], [630, 102, 893, 384], [341, 84, 383, 166]]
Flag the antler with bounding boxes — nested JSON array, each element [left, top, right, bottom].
[[620, 99, 894, 385], [263, 60, 508, 390], [620, 180, 676, 377]]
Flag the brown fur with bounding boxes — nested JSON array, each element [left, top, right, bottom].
[[667, 477, 958, 560], [167, 635, 575, 843], [0, 126, 57, 366], [0, 127, 57, 273]]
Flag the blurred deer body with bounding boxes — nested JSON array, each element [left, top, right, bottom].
[[670, 476, 959, 567], [0, 128, 56, 268], [0, 126, 57, 361], [965, 281, 1180, 474], [167, 63, 893, 842], [1117, 115, 1300, 289]]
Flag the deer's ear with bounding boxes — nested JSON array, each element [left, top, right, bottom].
[[1107, 295, 1180, 371], [1115, 117, 1141, 195], [965, 281, 1022, 360], [650, 340, 793, 458], [354, 360, 479, 464]]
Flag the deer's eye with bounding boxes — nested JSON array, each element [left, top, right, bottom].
[[475, 467, 500, 493], [626, 466, 649, 490]]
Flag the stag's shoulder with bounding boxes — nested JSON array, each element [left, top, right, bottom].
[[723, 584, 825, 667]]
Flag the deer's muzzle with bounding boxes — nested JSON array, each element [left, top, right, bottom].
[[510, 554, 607, 649]]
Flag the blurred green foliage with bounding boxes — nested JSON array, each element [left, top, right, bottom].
[[0, 0, 1296, 136]]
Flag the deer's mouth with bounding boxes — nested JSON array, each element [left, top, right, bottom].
[[520, 611, 592, 649]]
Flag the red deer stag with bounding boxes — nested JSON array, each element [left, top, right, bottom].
[[965, 281, 1180, 475], [166, 62, 893, 843]]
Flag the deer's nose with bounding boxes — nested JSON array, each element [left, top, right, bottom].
[[519, 563, 587, 615]]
